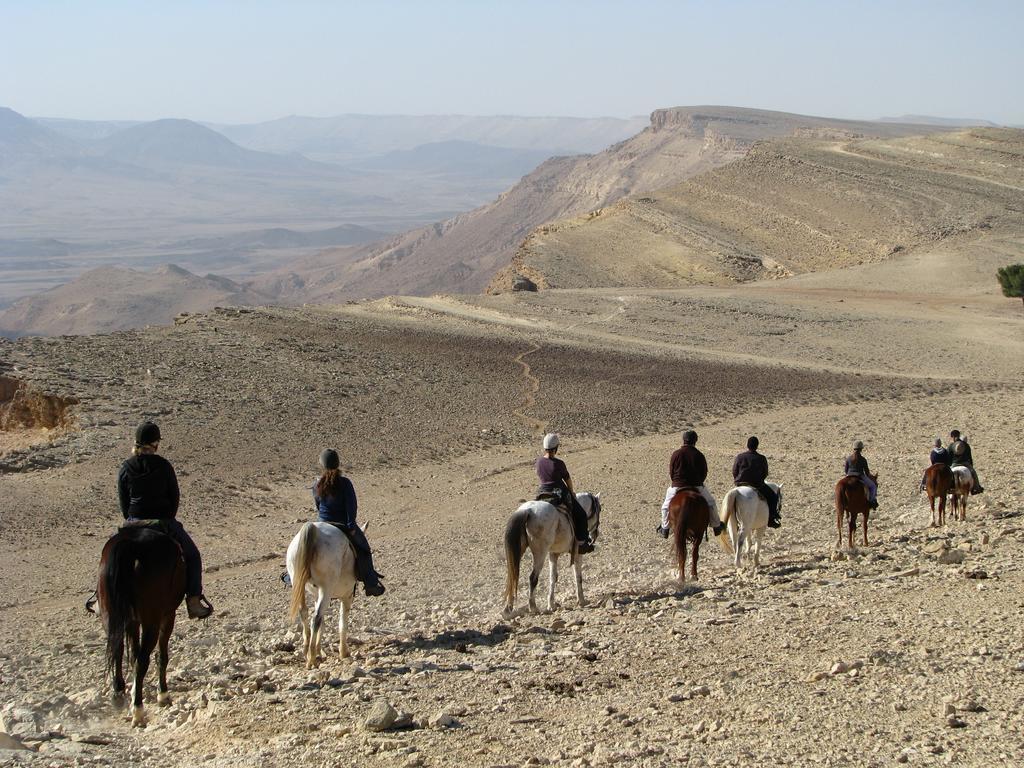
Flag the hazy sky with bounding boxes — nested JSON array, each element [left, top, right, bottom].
[[2, 0, 1022, 125]]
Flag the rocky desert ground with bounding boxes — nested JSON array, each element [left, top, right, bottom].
[[1, 210, 1023, 768]]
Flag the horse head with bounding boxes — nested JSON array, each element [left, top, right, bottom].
[[586, 492, 602, 541]]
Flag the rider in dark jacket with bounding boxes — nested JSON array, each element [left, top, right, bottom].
[[947, 430, 984, 494], [313, 449, 385, 596], [106, 422, 212, 619], [732, 436, 780, 527], [845, 440, 878, 509], [920, 437, 952, 492]]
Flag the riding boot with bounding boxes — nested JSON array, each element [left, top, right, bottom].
[[570, 496, 594, 553], [347, 525, 386, 596], [970, 468, 984, 494], [85, 590, 98, 614], [186, 595, 213, 619]]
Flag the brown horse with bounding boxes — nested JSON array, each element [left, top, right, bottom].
[[668, 489, 710, 583], [924, 464, 954, 527], [97, 526, 185, 726], [835, 472, 879, 549]]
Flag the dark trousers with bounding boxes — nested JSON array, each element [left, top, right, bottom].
[[130, 518, 203, 597], [328, 523, 381, 584], [539, 485, 589, 541], [742, 483, 779, 520]]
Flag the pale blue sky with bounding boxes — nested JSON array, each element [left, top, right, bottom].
[[1, 0, 1021, 124]]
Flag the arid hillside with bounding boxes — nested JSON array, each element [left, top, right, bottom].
[[0, 264, 273, 337], [489, 128, 1024, 291], [261, 107, 946, 303]]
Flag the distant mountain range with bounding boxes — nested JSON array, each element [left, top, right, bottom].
[[878, 114, 999, 127]]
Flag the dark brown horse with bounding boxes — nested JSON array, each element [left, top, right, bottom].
[[924, 464, 954, 527], [835, 472, 879, 550], [668, 489, 710, 583], [97, 526, 185, 727]]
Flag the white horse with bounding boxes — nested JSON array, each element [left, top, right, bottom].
[[720, 483, 783, 571], [287, 521, 359, 667], [502, 492, 601, 616], [950, 466, 973, 522]]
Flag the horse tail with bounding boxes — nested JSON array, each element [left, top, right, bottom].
[[503, 507, 530, 607], [718, 491, 736, 555], [672, 496, 694, 575], [100, 534, 138, 679], [288, 523, 318, 622], [835, 479, 847, 522]]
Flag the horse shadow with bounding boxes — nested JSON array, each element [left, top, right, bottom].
[[374, 623, 515, 657]]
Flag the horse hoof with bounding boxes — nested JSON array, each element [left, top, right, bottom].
[[157, 692, 172, 707], [131, 708, 146, 727]]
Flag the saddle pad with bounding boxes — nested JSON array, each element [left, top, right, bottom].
[[536, 492, 562, 504], [736, 483, 766, 500]]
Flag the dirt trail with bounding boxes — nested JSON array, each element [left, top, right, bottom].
[[512, 342, 546, 434]]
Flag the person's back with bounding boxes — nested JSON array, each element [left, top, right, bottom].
[[670, 444, 708, 488], [844, 452, 869, 476], [732, 449, 768, 486], [118, 453, 179, 520], [930, 445, 951, 466]]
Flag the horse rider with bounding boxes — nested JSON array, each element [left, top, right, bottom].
[[536, 433, 594, 554], [732, 436, 780, 528], [844, 440, 878, 510], [919, 437, 951, 492], [87, 422, 213, 618], [656, 430, 724, 538], [313, 449, 385, 596], [947, 430, 984, 494]]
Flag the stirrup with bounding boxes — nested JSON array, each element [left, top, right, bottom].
[[576, 540, 595, 554]]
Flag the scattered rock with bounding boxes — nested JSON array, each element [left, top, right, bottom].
[[938, 548, 966, 565], [428, 711, 455, 729], [364, 700, 398, 732]]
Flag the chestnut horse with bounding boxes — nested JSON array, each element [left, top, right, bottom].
[[950, 466, 974, 522], [835, 472, 878, 549], [668, 489, 710, 583], [924, 464, 954, 527], [97, 526, 185, 727]]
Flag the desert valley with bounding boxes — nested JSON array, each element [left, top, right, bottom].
[[1, 99, 1023, 768]]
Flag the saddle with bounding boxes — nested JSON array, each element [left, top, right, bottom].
[[736, 483, 767, 501], [535, 491, 576, 528], [119, 518, 173, 535]]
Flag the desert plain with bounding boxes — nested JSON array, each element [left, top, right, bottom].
[[1, 124, 1024, 768]]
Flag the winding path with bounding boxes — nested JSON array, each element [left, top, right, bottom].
[[512, 342, 546, 434]]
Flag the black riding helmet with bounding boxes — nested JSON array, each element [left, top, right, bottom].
[[319, 448, 340, 469], [135, 421, 161, 447]]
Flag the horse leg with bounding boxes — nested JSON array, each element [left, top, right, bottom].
[[691, 536, 700, 581], [836, 507, 844, 551], [338, 594, 352, 659], [112, 630, 127, 700], [297, 603, 311, 664], [848, 510, 855, 551], [752, 529, 763, 571], [573, 557, 585, 608], [527, 546, 542, 614], [960, 493, 967, 522], [156, 614, 175, 707], [929, 495, 937, 527], [308, 590, 326, 669], [546, 553, 559, 613], [131, 626, 158, 727], [735, 528, 746, 572], [862, 511, 869, 547]]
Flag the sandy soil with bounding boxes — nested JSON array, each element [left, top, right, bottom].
[[0, 241, 1022, 767]]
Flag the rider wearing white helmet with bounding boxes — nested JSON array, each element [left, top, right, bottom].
[[536, 433, 594, 553], [844, 440, 878, 509]]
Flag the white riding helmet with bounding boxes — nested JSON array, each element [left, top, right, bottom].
[[543, 433, 560, 450]]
